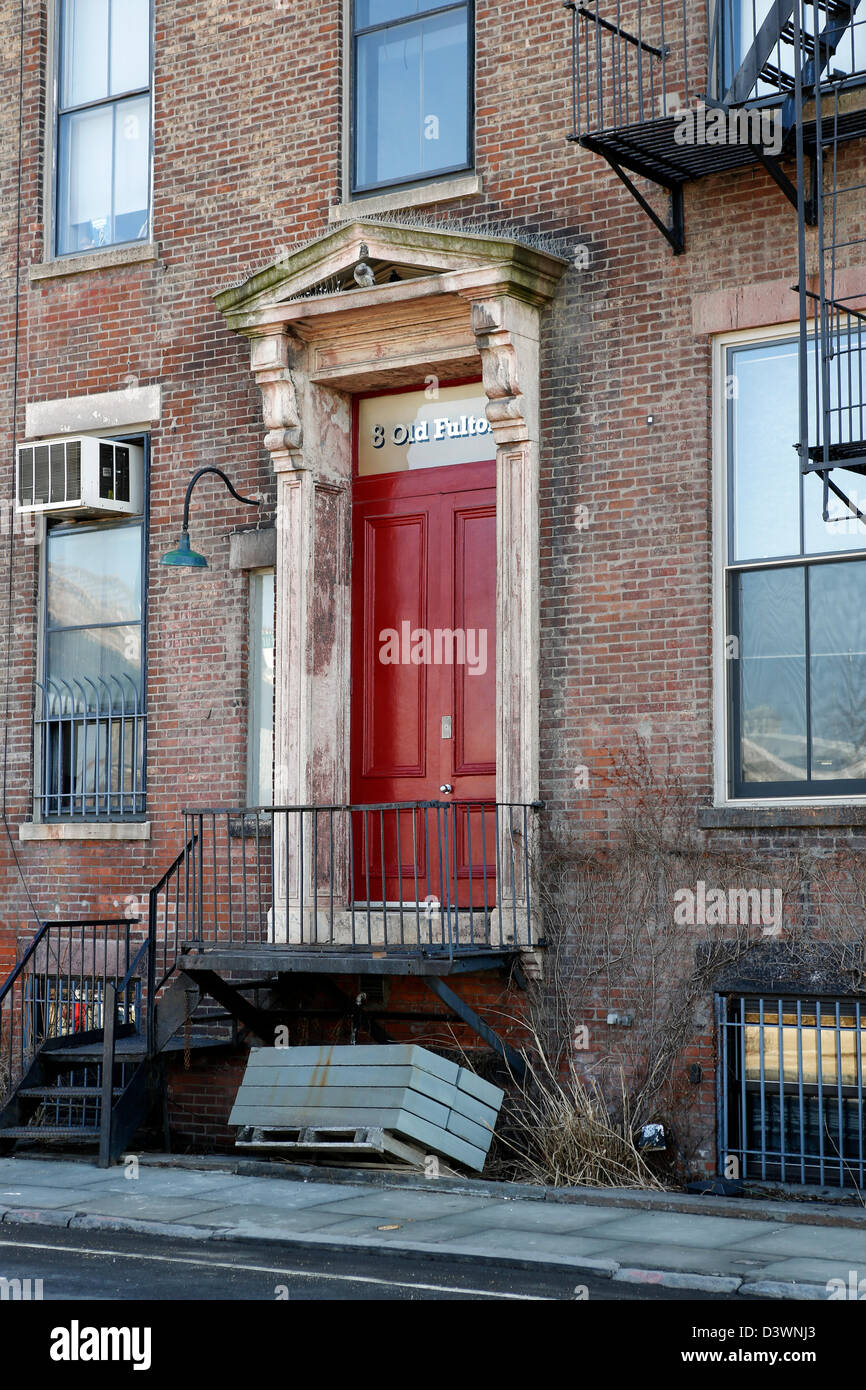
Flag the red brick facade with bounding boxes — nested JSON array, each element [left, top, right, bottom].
[[2, 1, 866, 1185]]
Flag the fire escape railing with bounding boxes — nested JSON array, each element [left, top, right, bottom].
[[566, 1, 866, 250], [0, 920, 144, 1105], [796, 5, 866, 522], [167, 802, 540, 958], [567, 0, 866, 516]]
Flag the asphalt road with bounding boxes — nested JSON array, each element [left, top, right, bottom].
[[0, 1225, 738, 1301]]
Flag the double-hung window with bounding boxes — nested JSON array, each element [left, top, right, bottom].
[[723, 334, 866, 798], [352, 0, 472, 194], [55, 0, 152, 256]]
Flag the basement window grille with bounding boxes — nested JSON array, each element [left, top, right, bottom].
[[719, 994, 866, 1188], [23, 974, 140, 1043]]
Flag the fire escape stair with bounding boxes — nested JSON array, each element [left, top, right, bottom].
[[0, 975, 230, 1162]]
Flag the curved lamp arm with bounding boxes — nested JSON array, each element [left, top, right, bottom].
[[161, 466, 262, 568], [181, 466, 260, 534]]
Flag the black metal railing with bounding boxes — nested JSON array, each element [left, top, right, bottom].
[[37, 676, 146, 819], [568, 0, 866, 144], [719, 993, 866, 1188], [168, 802, 540, 957], [0, 920, 145, 1108], [147, 830, 199, 1027], [567, 0, 691, 141]]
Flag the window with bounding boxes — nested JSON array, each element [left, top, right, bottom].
[[721, 995, 866, 1187], [55, 0, 152, 256], [352, 0, 472, 194], [39, 461, 147, 819], [248, 569, 274, 807], [724, 334, 866, 798], [717, 1, 866, 98]]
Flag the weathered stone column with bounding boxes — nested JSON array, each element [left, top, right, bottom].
[[467, 294, 543, 951], [249, 331, 352, 941]]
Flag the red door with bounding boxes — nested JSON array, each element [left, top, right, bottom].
[[350, 458, 496, 907]]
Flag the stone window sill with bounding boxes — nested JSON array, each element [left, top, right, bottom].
[[18, 821, 151, 842], [329, 174, 481, 224], [699, 806, 866, 829], [30, 243, 159, 282]]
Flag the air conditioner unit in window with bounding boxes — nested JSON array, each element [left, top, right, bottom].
[[16, 436, 144, 518]]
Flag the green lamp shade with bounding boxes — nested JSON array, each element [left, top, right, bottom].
[[160, 531, 208, 568]]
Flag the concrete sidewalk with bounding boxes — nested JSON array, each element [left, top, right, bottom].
[[0, 1154, 864, 1298]]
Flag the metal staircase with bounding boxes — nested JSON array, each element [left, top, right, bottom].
[[567, 0, 866, 513], [0, 898, 233, 1165]]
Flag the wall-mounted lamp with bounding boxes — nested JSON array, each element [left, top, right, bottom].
[[160, 466, 261, 569]]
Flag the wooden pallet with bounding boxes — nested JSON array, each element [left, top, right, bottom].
[[235, 1123, 463, 1173]]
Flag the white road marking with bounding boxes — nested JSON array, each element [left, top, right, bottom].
[[0, 1237, 549, 1299]]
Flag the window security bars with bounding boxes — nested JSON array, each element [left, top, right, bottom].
[[720, 994, 866, 1188], [37, 675, 145, 818]]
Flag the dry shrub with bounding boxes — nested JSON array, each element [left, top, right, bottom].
[[494, 1026, 664, 1188]]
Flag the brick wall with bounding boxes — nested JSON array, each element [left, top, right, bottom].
[[2, 1, 865, 1175]]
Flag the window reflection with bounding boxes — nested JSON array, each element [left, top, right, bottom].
[[353, 1, 470, 191]]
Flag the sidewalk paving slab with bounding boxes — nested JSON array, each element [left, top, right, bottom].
[[298, 1191, 499, 1222], [56, 1194, 236, 1222], [0, 1184, 113, 1209], [578, 1211, 785, 1249], [730, 1225, 866, 1260]]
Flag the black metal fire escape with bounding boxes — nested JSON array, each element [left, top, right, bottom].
[[566, 0, 866, 523]]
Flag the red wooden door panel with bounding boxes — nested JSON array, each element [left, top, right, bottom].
[[351, 459, 496, 907]]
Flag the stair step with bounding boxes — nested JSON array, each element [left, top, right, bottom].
[[0, 1126, 101, 1140], [44, 1033, 228, 1062], [18, 1087, 123, 1099], [757, 62, 797, 91]]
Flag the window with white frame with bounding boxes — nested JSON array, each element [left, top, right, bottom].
[[248, 569, 274, 807], [55, 0, 152, 256], [351, 0, 472, 194], [723, 334, 866, 798]]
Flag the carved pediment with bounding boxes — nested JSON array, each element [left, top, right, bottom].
[[214, 218, 569, 332]]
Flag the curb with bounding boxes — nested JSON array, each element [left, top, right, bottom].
[[68, 1214, 221, 1241], [0, 1205, 617, 1278], [0, 1205, 827, 1297], [739, 1281, 832, 1301], [613, 1268, 743, 1295]]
